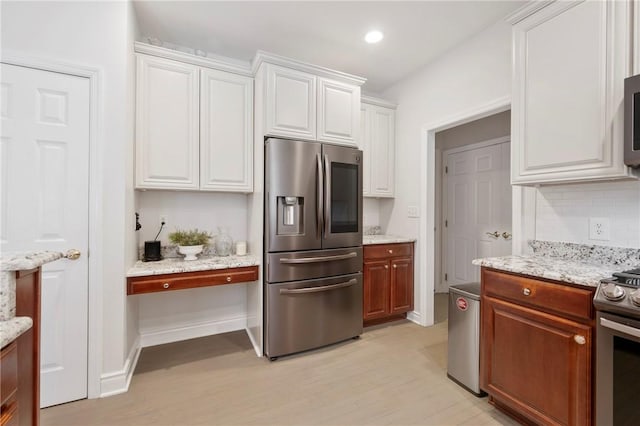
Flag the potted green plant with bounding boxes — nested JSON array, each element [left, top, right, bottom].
[[168, 228, 211, 261]]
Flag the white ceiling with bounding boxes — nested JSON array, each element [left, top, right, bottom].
[[133, 1, 525, 93]]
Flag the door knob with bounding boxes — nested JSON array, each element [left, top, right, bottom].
[[485, 231, 500, 238], [502, 232, 512, 240], [64, 249, 81, 260]]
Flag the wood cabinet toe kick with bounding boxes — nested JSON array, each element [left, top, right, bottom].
[[127, 265, 259, 295]]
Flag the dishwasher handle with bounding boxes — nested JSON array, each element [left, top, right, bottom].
[[279, 279, 357, 295]]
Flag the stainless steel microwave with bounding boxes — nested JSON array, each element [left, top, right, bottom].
[[624, 74, 640, 167]]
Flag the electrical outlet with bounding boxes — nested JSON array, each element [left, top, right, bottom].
[[160, 215, 168, 226], [407, 205, 419, 218], [589, 217, 610, 241]]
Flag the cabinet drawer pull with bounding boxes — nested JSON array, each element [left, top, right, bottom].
[[523, 288, 531, 296], [384, 265, 389, 269], [226, 276, 232, 282], [388, 249, 393, 254], [574, 335, 586, 345], [393, 264, 397, 268], [163, 283, 170, 289]]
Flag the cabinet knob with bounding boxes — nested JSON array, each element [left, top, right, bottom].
[[226, 276, 232, 282], [574, 335, 586, 345], [388, 249, 393, 254], [163, 283, 170, 289], [523, 288, 531, 296], [384, 265, 389, 269], [393, 264, 397, 268]]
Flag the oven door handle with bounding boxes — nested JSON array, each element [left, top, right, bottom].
[[600, 317, 640, 339], [279, 279, 357, 295]]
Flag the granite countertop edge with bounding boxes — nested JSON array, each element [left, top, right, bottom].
[[472, 255, 618, 288], [363, 235, 416, 245], [127, 254, 261, 278], [1, 316, 33, 349], [1, 251, 64, 271]]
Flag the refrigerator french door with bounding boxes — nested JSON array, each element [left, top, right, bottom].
[[264, 138, 363, 359]]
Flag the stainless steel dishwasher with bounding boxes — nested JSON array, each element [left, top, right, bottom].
[[447, 282, 485, 396]]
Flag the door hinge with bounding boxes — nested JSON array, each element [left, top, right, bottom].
[[445, 220, 448, 227], [445, 273, 448, 281], [445, 166, 448, 174]]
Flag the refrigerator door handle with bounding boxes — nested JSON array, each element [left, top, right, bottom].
[[279, 252, 358, 264], [316, 153, 324, 239], [279, 279, 357, 294], [324, 154, 331, 239]]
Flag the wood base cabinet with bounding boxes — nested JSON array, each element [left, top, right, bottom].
[[363, 243, 414, 325], [480, 268, 595, 426]]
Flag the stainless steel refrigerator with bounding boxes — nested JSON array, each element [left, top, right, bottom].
[[264, 137, 363, 360]]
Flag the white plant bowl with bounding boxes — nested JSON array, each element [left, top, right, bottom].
[[178, 245, 204, 261]]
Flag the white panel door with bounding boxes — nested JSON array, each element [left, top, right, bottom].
[[370, 106, 395, 197], [200, 69, 253, 192], [359, 104, 371, 196], [136, 55, 199, 189], [1, 63, 89, 407], [317, 78, 360, 146], [511, 0, 632, 184], [265, 64, 316, 140], [444, 142, 511, 288]]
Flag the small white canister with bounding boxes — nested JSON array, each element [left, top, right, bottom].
[[235, 241, 247, 256]]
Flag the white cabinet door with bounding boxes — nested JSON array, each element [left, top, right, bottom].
[[317, 78, 360, 146], [265, 64, 316, 140], [360, 104, 371, 196], [136, 55, 199, 189], [511, 0, 633, 185], [370, 106, 395, 197], [200, 69, 254, 192]]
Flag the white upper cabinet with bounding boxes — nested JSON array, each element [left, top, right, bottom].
[[510, 0, 635, 185], [361, 97, 396, 198], [135, 48, 254, 193], [200, 69, 253, 192], [265, 64, 317, 140], [136, 55, 199, 190], [317, 78, 360, 146]]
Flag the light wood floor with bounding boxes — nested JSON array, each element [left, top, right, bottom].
[[43, 295, 516, 426]]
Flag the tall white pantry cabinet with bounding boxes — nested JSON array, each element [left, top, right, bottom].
[[135, 51, 254, 192], [509, 0, 636, 185]]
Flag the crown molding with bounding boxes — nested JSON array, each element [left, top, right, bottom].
[[252, 50, 366, 86], [134, 42, 253, 77], [361, 95, 397, 109], [505, 1, 554, 25]]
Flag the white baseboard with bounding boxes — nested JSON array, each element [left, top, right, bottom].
[[100, 335, 141, 398], [140, 316, 247, 348], [407, 311, 424, 326], [244, 326, 262, 357]]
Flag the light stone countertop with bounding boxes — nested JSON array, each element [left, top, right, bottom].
[[1, 250, 63, 271], [127, 254, 260, 278], [363, 235, 416, 245], [0, 316, 32, 349], [472, 255, 619, 288]]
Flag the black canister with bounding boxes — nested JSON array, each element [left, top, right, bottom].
[[143, 241, 162, 262]]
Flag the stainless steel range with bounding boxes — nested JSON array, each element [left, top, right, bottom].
[[594, 268, 640, 426]]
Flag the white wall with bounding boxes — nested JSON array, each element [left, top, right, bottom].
[[137, 191, 248, 246], [381, 21, 512, 325], [1, 0, 137, 394], [536, 181, 640, 248]]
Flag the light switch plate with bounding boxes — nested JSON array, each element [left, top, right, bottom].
[[407, 205, 419, 218], [589, 217, 610, 241]]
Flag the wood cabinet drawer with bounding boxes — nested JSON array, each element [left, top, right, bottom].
[[482, 269, 595, 322], [127, 266, 259, 295], [0, 342, 18, 407], [364, 243, 413, 260]]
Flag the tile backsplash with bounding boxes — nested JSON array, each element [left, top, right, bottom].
[[535, 181, 640, 248]]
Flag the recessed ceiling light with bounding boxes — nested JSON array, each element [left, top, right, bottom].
[[365, 30, 384, 44]]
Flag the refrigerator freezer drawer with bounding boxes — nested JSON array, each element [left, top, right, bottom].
[[266, 247, 362, 283], [265, 273, 363, 358]]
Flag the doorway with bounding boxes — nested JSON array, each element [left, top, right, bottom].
[[1, 63, 90, 406], [433, 111, 512, 321]]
